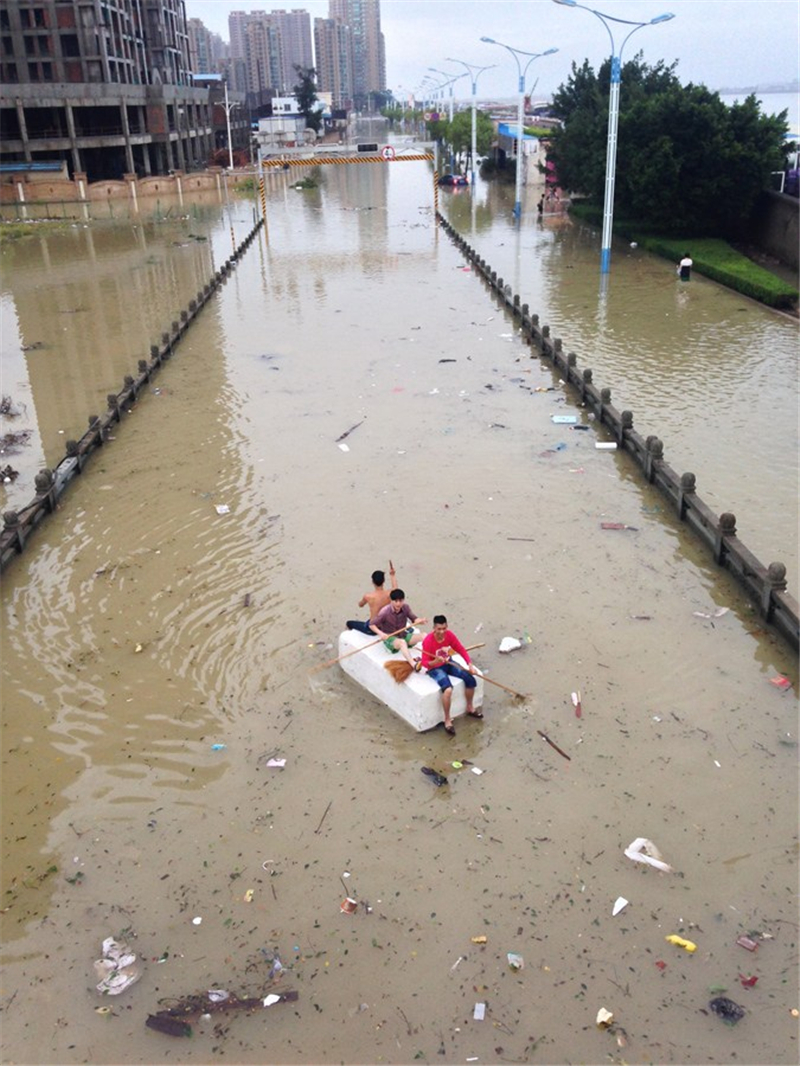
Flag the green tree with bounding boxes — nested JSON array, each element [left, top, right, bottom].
[[432, 110, 494, 174], [370, 90, 394, 112], [293, 65, 322, 134], [548, 55, 788, 236], [381, 104, 402, 127]]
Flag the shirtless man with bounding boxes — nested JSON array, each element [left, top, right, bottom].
[[346, 563, 397, 635], [370, 589, 427, 666]]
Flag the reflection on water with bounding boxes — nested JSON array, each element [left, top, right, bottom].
[[443, 176, 799, 591], [0, 210, 227, 489], [1, 162, 797, 1066]]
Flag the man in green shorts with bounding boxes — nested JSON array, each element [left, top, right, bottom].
[[370, 589, 427, 666]]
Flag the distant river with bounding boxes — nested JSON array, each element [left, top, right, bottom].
[[716, 91, 796, 132]]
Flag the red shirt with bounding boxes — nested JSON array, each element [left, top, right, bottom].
[[420, 629, 470, 670]]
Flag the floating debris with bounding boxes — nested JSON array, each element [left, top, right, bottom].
[[94, 936, 142, 996], [624, 837, 672, 873], [145, 988, 298, 1038], [596, 1007, 614, 1029], [709, 996, 745, 1025]]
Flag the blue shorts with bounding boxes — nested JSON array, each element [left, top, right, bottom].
[[427, 663, 476, 691]]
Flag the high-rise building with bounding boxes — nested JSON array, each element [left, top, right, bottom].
[[242, 18, 282, 95], [228, 10, 261, 62], [188, 18, 226, 75], [314, 17, 354, 111], [270, 9, 313, 90], [143, 0, 193, 85], [0, 1, 228, 180], [328, 0, 385, 108], [228, 9, 311, 96]]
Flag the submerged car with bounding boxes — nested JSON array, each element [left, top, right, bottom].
[[438, 173, 468, 186]]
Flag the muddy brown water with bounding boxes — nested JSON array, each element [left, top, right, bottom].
[[1, 164, 798, 1066]]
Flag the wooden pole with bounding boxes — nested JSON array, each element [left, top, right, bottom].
[[310, 623, 419, 673]]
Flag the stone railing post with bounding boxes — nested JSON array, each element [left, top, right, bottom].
[[762, 562, 787, 620], [715, 512, 737, 564], [677, 472, 696, 520], [599, 387, 611, 426], [34, 469, 56, 511], [619, 410, 633, 445], [3, 511, 24, 552]]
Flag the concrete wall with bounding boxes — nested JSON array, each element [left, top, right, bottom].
[[747, 190, 799, 271], [0, 167, 258, 208]]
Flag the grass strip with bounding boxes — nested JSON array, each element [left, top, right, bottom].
[[568, 202, 798, 310]]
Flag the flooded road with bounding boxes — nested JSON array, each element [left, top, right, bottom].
[[1, 163, 798, 1066], [442, 177, 799, 593]]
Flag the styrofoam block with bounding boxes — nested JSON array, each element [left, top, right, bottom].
[[337, 630, 484, 732]]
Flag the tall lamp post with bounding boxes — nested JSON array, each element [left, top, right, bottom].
[[480, 38, 557, 219], [427, 69, 466, 172], [419, 77, 434, 112], [428, 67, 468, 122], [553, 0, 674, 273], [445, 58, 495, 188], [222, 80, 240, 170]]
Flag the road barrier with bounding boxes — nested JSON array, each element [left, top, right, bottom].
[[437, 213, 799, 651], [260, 153, 433, 169]]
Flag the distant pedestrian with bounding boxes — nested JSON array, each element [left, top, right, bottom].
[[677, 252, 693, 281], [537, 195, 544, 217]]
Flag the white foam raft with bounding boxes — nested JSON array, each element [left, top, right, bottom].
[[337, 629, 484, 732]]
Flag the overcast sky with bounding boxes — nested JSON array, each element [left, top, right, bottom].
[[185, 0, 799, 103]]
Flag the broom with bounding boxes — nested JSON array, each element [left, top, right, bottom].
[[386, 655, 527, 700], [310, 622, 422, 673], [383, 642, 499, 684]]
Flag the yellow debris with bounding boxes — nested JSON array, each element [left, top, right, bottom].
[[665, 934, 697, 953]]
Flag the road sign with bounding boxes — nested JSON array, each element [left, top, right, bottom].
[[381, 145, 396, 160]]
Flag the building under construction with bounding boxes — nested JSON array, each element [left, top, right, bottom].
[[0, 0, 224, 180]]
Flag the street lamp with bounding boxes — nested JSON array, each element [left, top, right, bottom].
[[419, 76, 435, 111], [428, 69, 467, 171], [428, 67, 468, 122], [480, 38, 557, 219], [552, 0, 674, 273], [222, 80, 241, 170], [445, 58, 496, 188]]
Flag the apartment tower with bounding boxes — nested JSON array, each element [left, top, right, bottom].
[[328, 0, 385, 109]]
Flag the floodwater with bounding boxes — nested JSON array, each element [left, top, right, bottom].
[[442, 177, 800, 594], [0, 163, 798, 1066]]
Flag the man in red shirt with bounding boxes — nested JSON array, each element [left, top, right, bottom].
[[418, 614, 481, 736]]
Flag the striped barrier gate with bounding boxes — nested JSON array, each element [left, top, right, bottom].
[[261, 153, 434, 169]]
